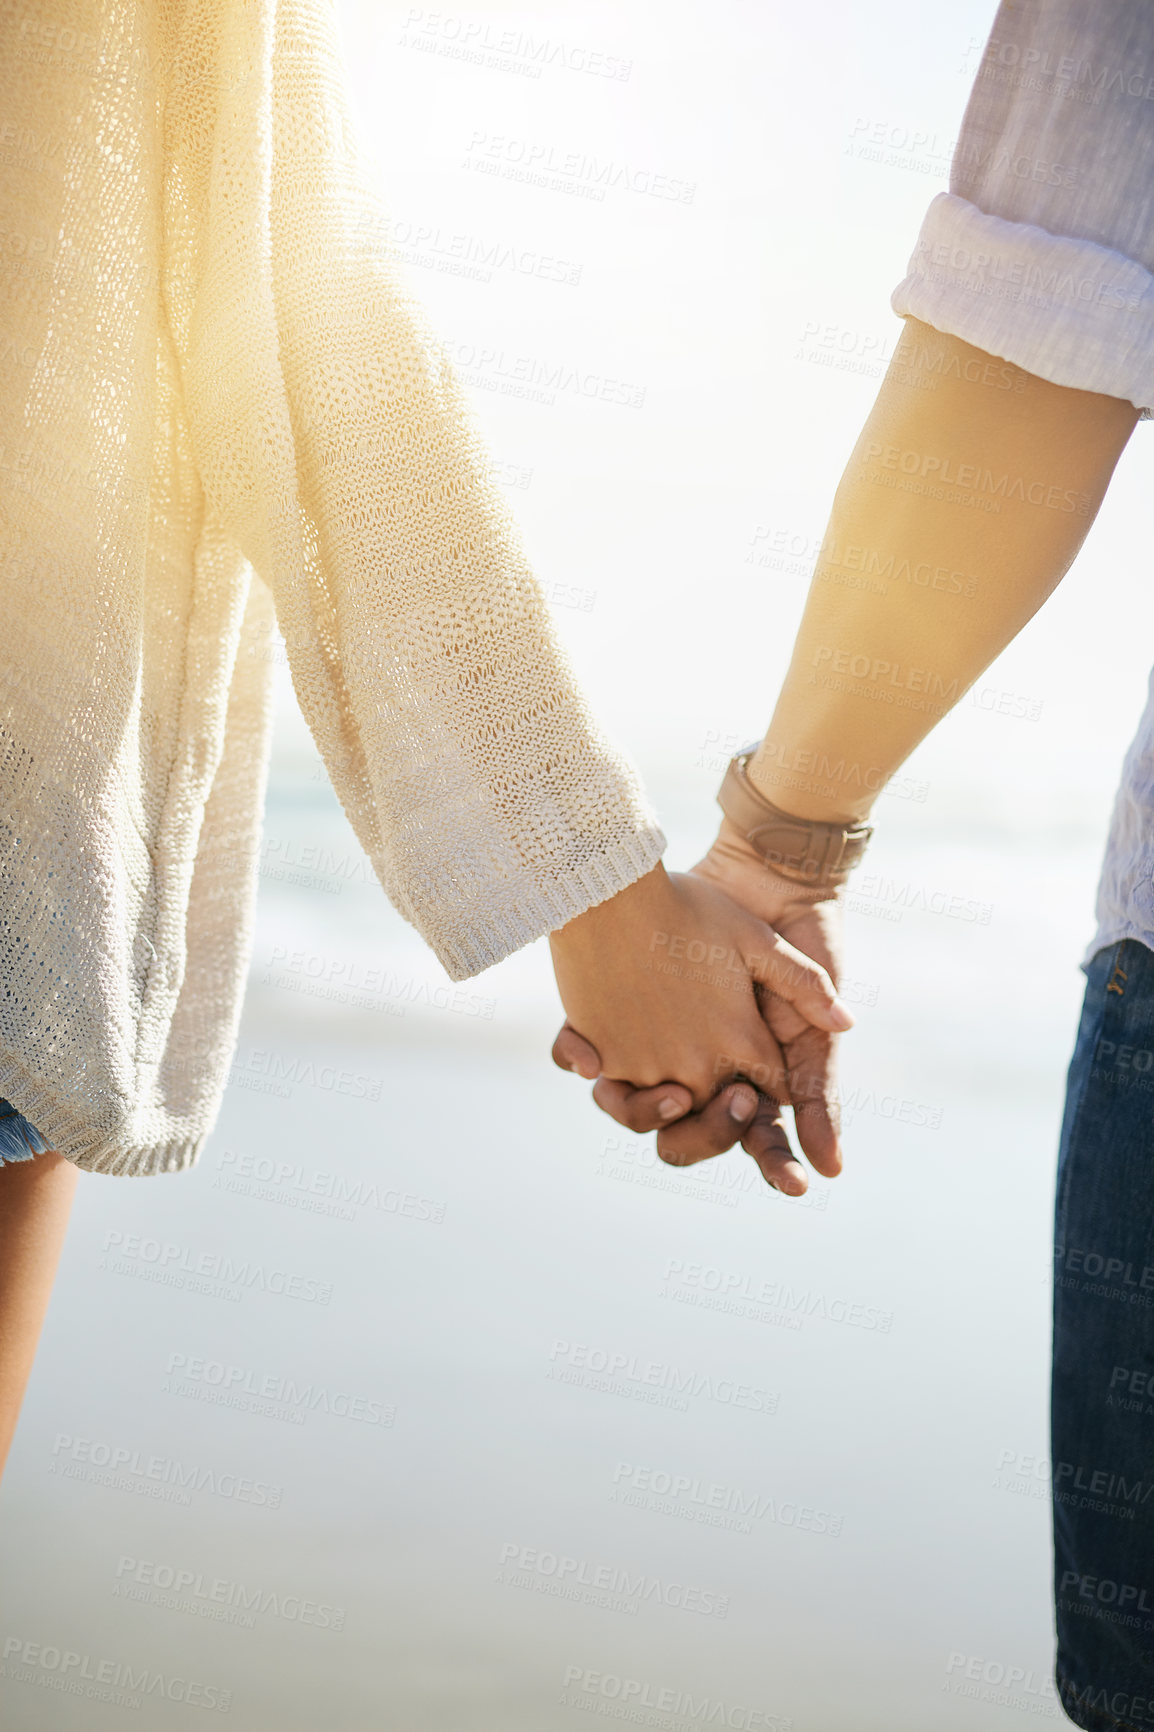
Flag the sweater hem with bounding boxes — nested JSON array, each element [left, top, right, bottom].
[[424, 823, 668, 981], [70, 1136, 207, 1177], [0, 1064, 207, 1176]]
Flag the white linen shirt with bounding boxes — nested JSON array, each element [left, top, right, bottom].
[[890, 0, 1154, 969]]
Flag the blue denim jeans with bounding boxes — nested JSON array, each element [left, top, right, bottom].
[[1054, 939, 1154, 1731], [0, 1095, 51, 1164]]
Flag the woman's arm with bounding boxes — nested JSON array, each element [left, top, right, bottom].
[[159, 0, 856, 1103]]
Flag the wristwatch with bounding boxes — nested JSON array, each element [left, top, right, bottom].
[[717, 743, 873, 887]]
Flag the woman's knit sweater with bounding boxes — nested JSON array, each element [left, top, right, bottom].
[[0, 0, 665, 1175]]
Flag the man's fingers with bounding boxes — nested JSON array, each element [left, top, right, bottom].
[[654, 1083, 760, 1166], [740, 1094, 809, 1196], [551, 1014, 698, 1128], [793, 1094, 843, 1178], [746, 928, 854, 1032], [551, 1022, 603, 1081], [786, 1032, 842, 1170], [780, 1022, 844, 1179], [591, 1074, 695, 1131]]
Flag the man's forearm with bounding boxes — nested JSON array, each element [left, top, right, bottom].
[[750, 317, 1139, 824]]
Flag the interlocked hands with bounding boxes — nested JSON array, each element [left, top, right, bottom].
[[548, 818, 851, 1197]]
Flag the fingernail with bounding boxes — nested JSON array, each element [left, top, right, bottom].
[[658, 1097, 682, 1120], [728, 1086, 757, 1121], [828, 999, 855, 1031]]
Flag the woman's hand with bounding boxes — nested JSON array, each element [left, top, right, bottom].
[[552, 822, 850, 1195], [548, 855, 852, 1138]]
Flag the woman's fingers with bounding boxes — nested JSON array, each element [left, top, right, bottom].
[[552, 1023, 696, 1125], [551, 1022, 602, 1081], [553, 1000, 791, 1121]]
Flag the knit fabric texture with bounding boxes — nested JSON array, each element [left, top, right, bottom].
[[0, 0, 665, 1175]]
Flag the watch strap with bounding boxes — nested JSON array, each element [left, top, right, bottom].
[[717, 745, 873, 886]]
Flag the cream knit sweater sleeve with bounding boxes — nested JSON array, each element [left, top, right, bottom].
[[0, 0, 663, 1176], [162, 0, 666, 980]]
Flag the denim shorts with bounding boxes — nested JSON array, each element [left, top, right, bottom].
[[1053, 938, 1154, 1732], [0, 1096, 52, 1165]]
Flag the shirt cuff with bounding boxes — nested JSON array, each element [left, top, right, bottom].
[[891, 191, 1154, 417]]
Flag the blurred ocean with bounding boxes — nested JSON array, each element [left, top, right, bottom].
[[4, 0, 1154, 1726]]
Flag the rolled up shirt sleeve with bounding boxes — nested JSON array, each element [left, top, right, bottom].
[[891, 0, 1154, 414]]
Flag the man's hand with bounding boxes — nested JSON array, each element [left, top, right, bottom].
[[551, 820, 849, 1196], [547, 860, 853, 1139], [554, 325, 1140, 1194]]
